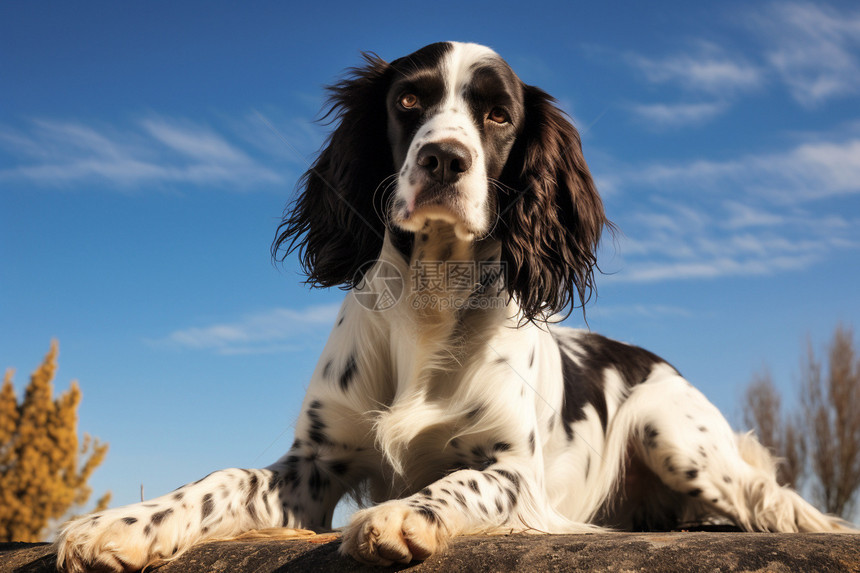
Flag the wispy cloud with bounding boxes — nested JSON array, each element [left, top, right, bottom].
[[636, 138, 860, 201], [155, 303, 341, 355], [627, 42, 763, 96], [621, 41, 761, 128], [589, 304, 694, 320], [601, 131, 860, 283], [628, 101, 728, 128], [753, 1, 860, 106], [619, 2, 860, 124], [0, 116, 287, 189]]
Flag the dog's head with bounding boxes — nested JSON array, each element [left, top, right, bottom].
[[274, 41, 608, 321]]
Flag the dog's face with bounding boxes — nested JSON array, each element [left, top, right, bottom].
[[384, 42, 524, 241], [275, 41, 607, 321]]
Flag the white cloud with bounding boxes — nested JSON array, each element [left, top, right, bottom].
[[753, 2, 860, 106], [142, 119, 251, 164], [157, 303, 341, 354], [629, 101, 728, 128], [612, 253, 820, 283], [635, 138, 860, 202], [600, 131, 860, 283], [722, 202, 786, 229], [620, 42, 761, 129], [589, 304, 694, 320], [627, 43, 763, 96], [0, 117, 285, 189]]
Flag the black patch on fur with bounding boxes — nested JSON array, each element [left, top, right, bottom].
[[330, 460, 349, 475], [698, 425, 708, 432], [308, 465, 330, 501], [471, 446, 497, 470], [643, 424, 659, 449], [306, 403, 329, 445], [557, 332, 674, 434], [528, 431, 536, 455], [468, 479, 480, 493], [122, 517, 137, 525], [493, 441, 512, 452], [505, 487, 517, 508], [284, 467, 301, 490], [151, 508, 173, 526], [201, 494, 214, 521], [322, 360, 333, 379], [453, 490, 468, 507], [723, 475, 732, 484], [492, 469, 521, 492], [688, 488, 702, 497], [563, 421, 574, 441], [245, 474, 260, 519], [466, 405, 484, 420], [664, 457, 676, 473], [416, 506, 438, 524], [686, 469, 699, 480], [528, 347, 535, 368], [340, 354, 357, 391]]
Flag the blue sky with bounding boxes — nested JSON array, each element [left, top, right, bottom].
[[2, 1, 859, 516]]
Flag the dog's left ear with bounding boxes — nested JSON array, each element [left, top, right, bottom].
[[498, 84, 609, 322]]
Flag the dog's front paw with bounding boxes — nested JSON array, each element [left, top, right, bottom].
[[340, 501, 452, 565], [56, 506, 181, 573]]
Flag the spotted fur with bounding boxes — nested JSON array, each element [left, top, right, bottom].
[[56, 42, 855, 572]]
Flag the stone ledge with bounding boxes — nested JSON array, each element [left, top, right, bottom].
[[3, 532, 860, 573]]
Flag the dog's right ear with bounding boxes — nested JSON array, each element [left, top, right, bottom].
[[273, 53, 393, 289]]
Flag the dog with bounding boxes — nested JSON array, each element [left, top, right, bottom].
[[56, 41, 853, 571]]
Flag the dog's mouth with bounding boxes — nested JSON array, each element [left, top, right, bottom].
[[391, 183, 482, 242]]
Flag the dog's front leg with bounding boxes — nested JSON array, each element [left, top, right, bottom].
[[56, 412, 360, 573], [340, 463, 536, 566], [56, 466, 292, 572]]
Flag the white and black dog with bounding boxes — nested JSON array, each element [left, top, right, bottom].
[[57, 42, 854, 571]]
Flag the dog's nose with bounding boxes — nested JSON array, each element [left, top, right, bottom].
[[416, 141, 472, 185]]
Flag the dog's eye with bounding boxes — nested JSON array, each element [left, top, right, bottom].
[[399, 93, 420, 109], [488, 107, 509, 124]]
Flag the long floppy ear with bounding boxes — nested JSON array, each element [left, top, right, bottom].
[[498, 84, 609, 322], [273, 54, 393, 288]]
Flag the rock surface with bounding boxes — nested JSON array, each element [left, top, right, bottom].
[[3, 532, 860, 572]]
